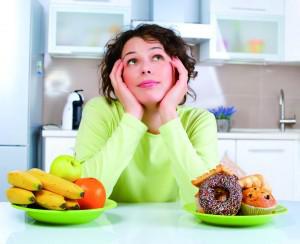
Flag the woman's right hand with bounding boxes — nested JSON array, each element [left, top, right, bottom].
[[110, 59, 144, 120]]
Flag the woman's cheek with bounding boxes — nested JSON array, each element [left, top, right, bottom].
[[161, 63, 175, 87], [122, 67, 130, 85]]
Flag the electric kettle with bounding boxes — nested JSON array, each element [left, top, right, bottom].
[[62, 90, 84, 130]]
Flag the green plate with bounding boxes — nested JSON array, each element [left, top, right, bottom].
[[183, 203, 288, 226], [12, 199, 117, 225]]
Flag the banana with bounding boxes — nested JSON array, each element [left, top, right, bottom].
[[6, 187, 36, 205], [35, 189, 66, 210], [28, 168, 84, 199], [7, 170, 42, 191], [65, 199, 80, 210]]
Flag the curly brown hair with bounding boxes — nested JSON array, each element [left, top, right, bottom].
[[100, 24, 197, 105]]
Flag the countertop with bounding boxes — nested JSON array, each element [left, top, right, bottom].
[[1, 201, 299, 244], [42, 127, 300, 140], [219, 128, 300, 140]]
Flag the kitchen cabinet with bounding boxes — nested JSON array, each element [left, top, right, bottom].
[[284, 0, 300, 62], [204, 0, 284, 15], [48, 0, 131, 58], [42, 130, 76, 172], [236, 140, 298, 201], [218, 136, 300, 201], [42, 130, 300, 201], [217, 139, 236, 162], [296, 161, 300, 200], [200, 0, 284, 63], [131, 21, 213, 45]]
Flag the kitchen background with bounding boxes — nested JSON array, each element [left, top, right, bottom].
[[39, 0, 300, 129], [1, 0, 300, 202]]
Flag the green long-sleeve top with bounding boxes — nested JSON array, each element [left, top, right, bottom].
[[75, 96, 218, 204]]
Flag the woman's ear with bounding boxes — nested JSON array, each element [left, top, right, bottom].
[[175, 68, 179, 82], [171, 61, 179, 83], [120, 60, 125, 82]]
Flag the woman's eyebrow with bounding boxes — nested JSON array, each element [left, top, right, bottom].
[[149, 46, 163, 51], [122, 51, 136, 59], [122, 46, 163, 59]]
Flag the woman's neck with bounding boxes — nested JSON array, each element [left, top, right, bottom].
[[142, 104, 162, 134]]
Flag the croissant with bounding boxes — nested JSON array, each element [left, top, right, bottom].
[[238, 174, 272, 192]]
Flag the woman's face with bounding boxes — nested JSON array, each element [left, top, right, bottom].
[[121, 37, 175, 107]]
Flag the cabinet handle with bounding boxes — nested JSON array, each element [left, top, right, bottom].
[[229, 58, 266, 64], [231, 7, 267, 12], [248, 149, 284, 153]]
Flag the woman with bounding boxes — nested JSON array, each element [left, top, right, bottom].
[[75, 24, 218, 203]]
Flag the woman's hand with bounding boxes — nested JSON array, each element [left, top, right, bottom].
[[110, 59, 144, 120], [159, 57, 188, 123]]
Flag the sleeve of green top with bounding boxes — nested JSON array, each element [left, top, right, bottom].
[[159, 111, 219, 204], [75, 99, 148, 197]]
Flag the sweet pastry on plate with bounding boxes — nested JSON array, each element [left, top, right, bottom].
[[240, 187, 277, 215], [238, 174, 272, 192], [192, 165, 242, 215], [192, 164, 278, 216]]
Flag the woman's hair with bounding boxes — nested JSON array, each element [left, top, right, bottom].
[[100, 24, 198, 104]]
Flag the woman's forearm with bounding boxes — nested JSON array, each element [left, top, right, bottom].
[[76, 113, 147, 197], [159, 113, 219, 203]]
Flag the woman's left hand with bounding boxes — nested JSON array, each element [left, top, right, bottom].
[[159, 57, 188, 123]]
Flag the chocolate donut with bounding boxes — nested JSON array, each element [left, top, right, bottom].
[[198, 173, 242, 215]]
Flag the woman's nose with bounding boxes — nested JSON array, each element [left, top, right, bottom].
[[141, 61, 152, 74], [142, 70, 151, 74]]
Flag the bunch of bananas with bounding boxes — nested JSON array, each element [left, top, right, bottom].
[[6, 168, 84, 210]]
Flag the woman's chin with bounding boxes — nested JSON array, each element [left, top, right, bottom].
[[139, 98, 163, 108], [137, 94, 164, 106]]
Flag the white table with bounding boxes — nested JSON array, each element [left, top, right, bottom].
[[0, 201, 299, 244]]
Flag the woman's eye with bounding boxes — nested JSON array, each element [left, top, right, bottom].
[[153, 54, 163, 62], [127, 58, 137, 65]]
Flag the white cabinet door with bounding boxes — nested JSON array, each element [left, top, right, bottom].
[[218, 139, 236, 162], [200, 0, 284, 62], [284, 0, 300, 62], [236, 140, 297, 201], [295, 140, 300, 201], [212, 0, 284, 15], [48, 1, 131, 58], [43, 137, 76, 173]]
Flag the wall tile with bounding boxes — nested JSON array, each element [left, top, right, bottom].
[[43, 61, 300, 129], [225, 95, 260, 128], [43, 58, 99, 125], [258, 97, 280, 128], [260, 65, 300, 99], [215, 64, 261, 96]]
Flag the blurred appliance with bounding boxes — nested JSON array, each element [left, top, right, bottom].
[[62, 90, 84, 130], [0, 0, 44, 200]]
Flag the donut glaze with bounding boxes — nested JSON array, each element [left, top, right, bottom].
[[198, 173, 242, 215]]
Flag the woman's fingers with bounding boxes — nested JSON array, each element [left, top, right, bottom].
[[115, 60, 124, 85], [171, 57, 188, 82], [171, 57, 188, 93], [108, 60, 144, 119], [115, 61, 128, 98], [110, 59, 122, 88]]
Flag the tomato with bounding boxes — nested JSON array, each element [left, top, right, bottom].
[[74, 178, 106, 209]]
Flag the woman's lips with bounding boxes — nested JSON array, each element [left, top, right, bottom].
[[138, 80, 159, 88]]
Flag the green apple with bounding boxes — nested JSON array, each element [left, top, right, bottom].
[[50, 155, 82, 182]]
